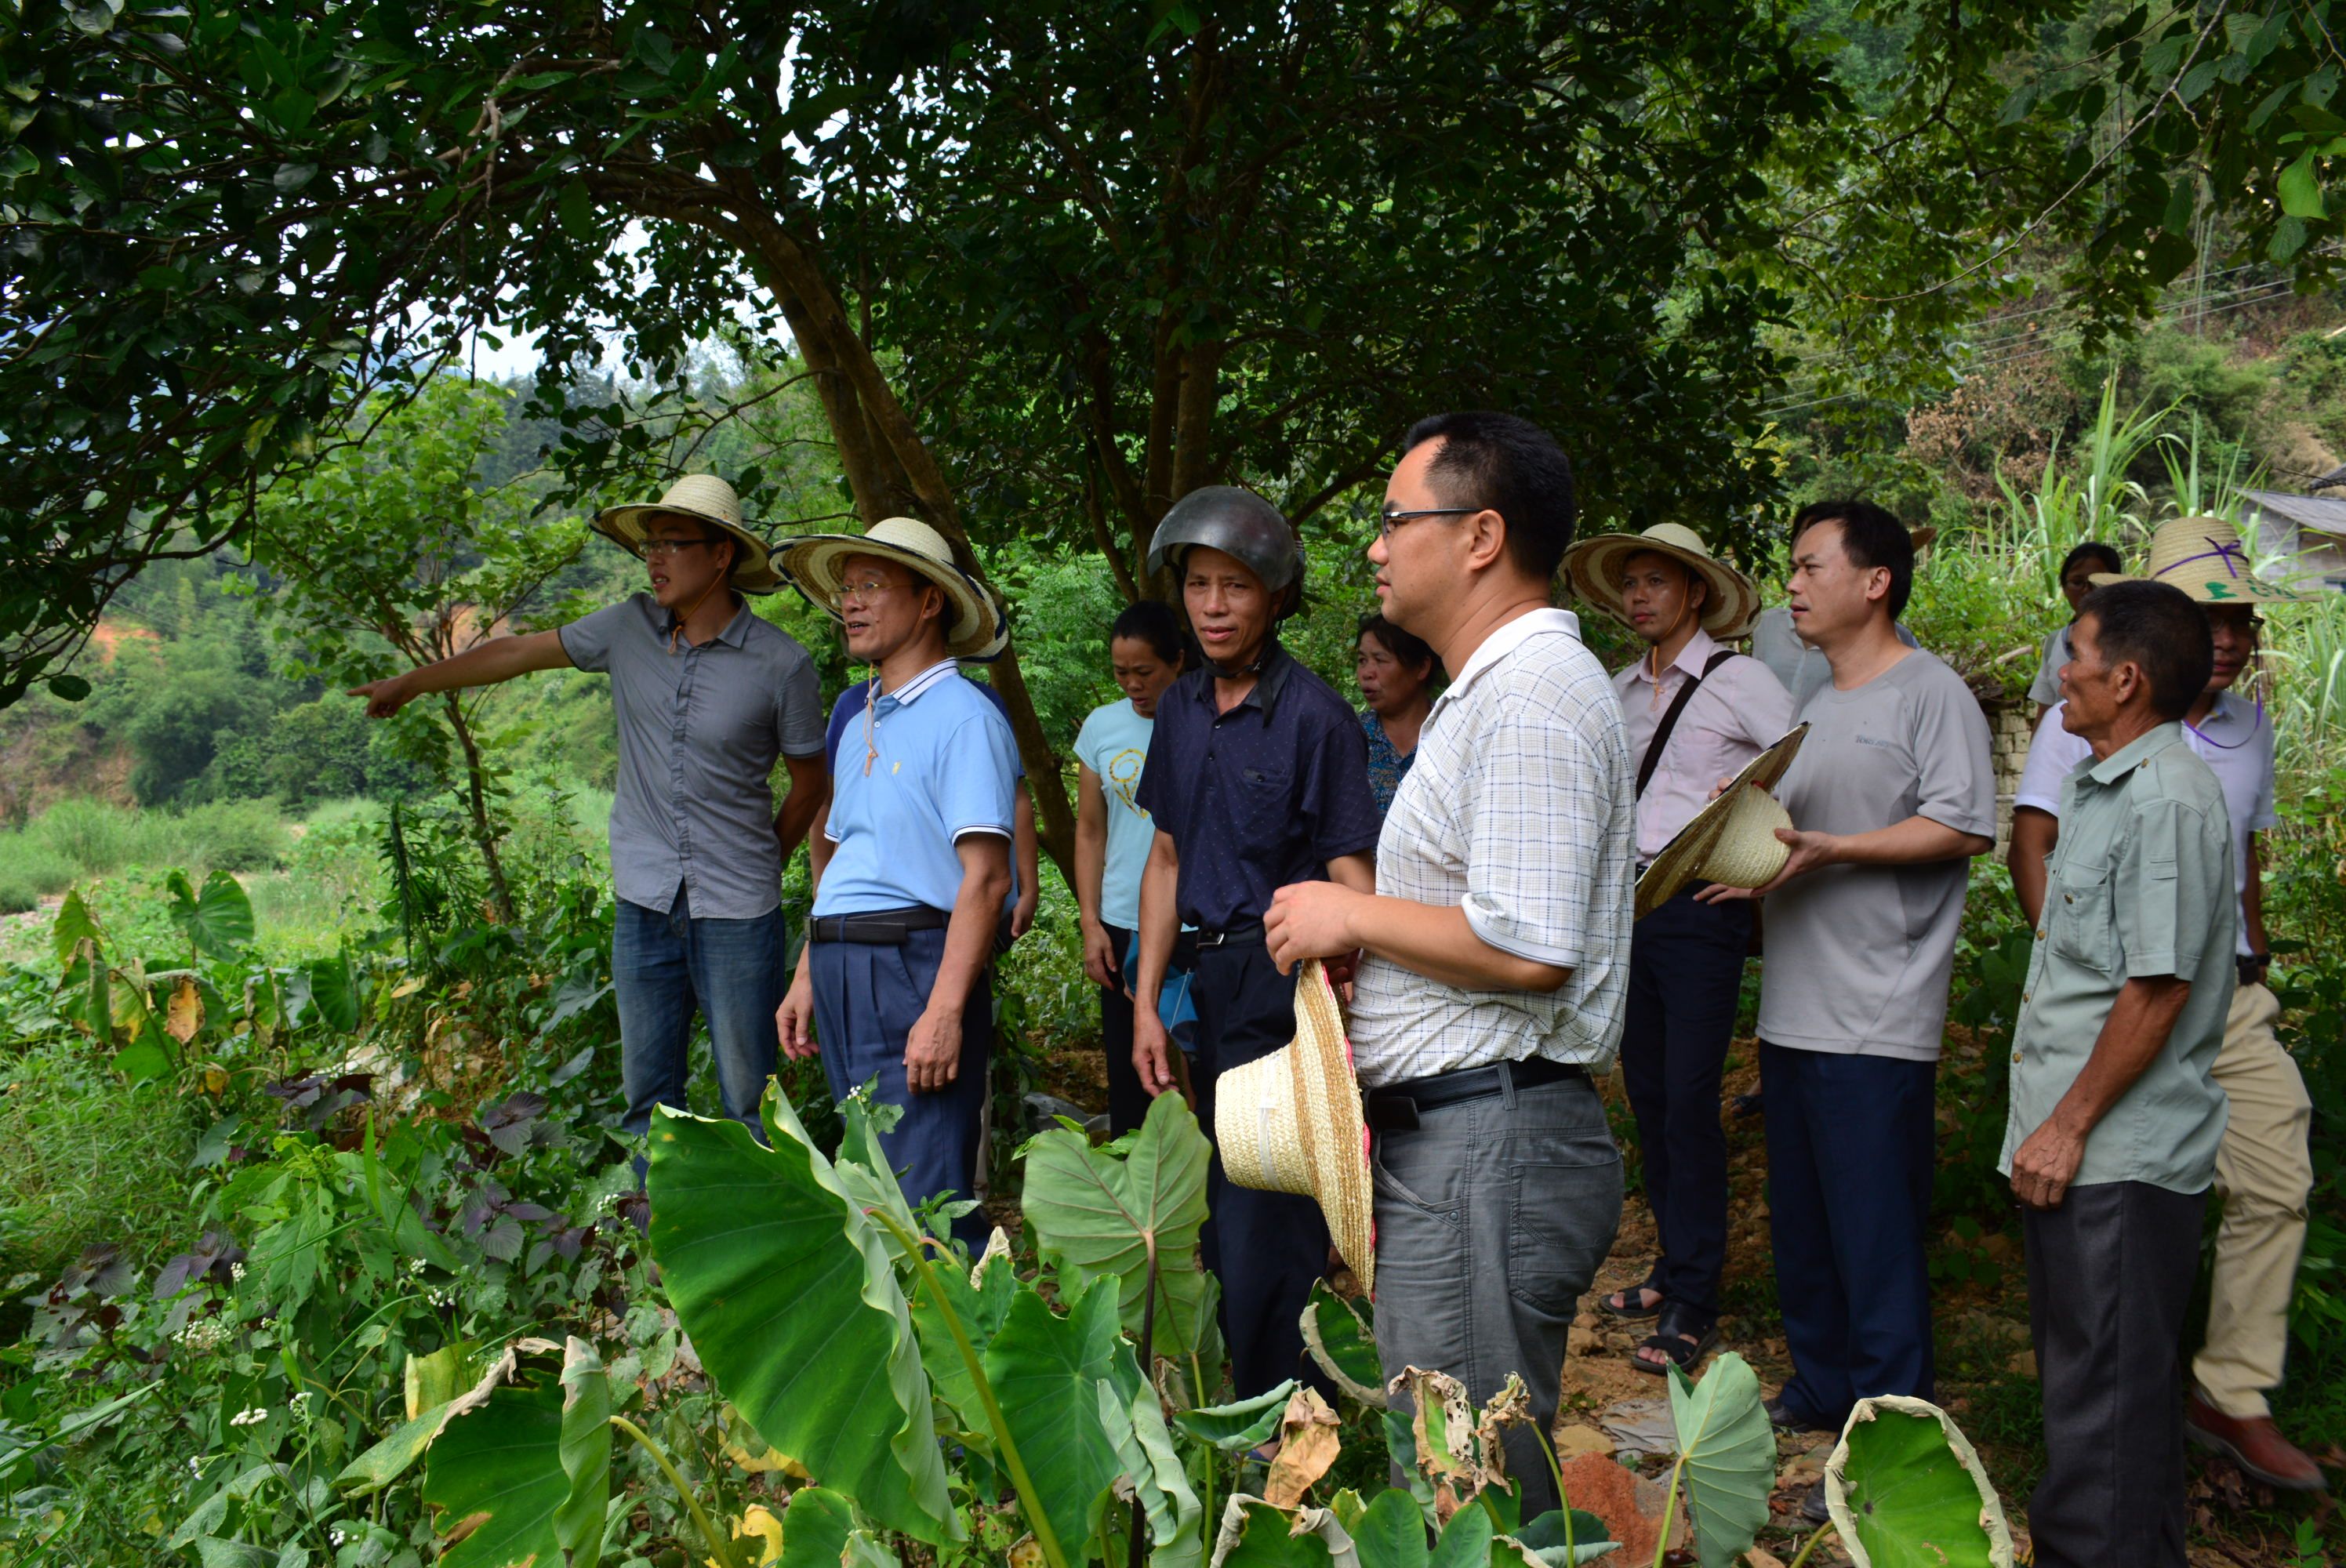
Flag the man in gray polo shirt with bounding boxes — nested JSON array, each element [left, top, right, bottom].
[[1265, 412, 1632, 1523], [352, 476, 827, 1152], [1701, 500, 1993, 1499]]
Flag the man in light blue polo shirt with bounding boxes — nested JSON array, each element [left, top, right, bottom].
[[775, 517, 1017, 1251]]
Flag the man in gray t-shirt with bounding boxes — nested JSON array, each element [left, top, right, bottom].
[[352, 477, 827, 1156], [1701, 503, 1992, 1508]]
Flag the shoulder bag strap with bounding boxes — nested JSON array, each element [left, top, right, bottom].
[[1635, 648, 1740, 800]]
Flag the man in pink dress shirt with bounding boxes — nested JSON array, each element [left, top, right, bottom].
[[1562, 523, 1792, 1373]]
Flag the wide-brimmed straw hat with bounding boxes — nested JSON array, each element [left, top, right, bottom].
[[1561, 524, 1762, 641], [2089, 516, 2312, 605], [593, 475, 783, 594], [1215, 957, 1374, 1296], [1634, 724, 1810, 920], [778, 516, 1011, 661]]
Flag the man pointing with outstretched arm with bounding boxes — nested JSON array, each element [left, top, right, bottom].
[[1265, 412, 1632, 1524]]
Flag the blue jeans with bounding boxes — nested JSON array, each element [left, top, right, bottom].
[[612, 891, 786, 1156], [1760, 1042, 1937, 1424], [808, 927, 993, 1255]]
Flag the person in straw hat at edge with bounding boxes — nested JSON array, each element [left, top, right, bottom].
[[350, 475, 827, 1172], [1262, 412, 1632, 1524], [2009, 516, 2330, 1495], [1557, 522, 1792, 1375], [1694, 499, 1994, 1525], [1128, 485, 1383, 1408], [772, 517, 1016, 1255]]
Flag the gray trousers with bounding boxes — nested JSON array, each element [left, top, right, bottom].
[[1371, 1070, 1622, 1522], [2024, 1180, 2206, 1568]]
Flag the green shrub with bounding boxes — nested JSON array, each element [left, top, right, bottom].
[[171, 797, 291, 872], [0, 1040, 201, 1283], [0, 839, 76, 912]]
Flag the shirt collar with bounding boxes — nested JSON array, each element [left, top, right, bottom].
[[2085, 720, 2186, 786], [1430, 608, 1582, 720], [2198, 688, 2258, 735], [1629, 626, 1719, 686], [877, 658, 962, 710], [662, 595, 755, 649], [1189, 641, 1296, 720]]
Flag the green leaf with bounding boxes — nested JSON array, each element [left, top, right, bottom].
[[1508, 1510, 1620, 1567], [1665, 1352, 1774, 1568], [647, 1098, 960, 1545], [1347, 1488, 1431, 1567], [1825, 1396, 2014, 1568], [115, 1037, 172, 1083], [908, 1232, 1017, 1447], [777, 1488, 854, 1568], [46, 673, 90, 701], [421, 1383, 569, 1568], [1096, 1376, 1204, 1568], [1019, 1090, 1214, 1359], [1209, 1497, 1349, 1566], [981, 1279, 1133, 1562], [2278, 151, 2325, 218], [557, 178, 594, 241], [553, 1338, 612, 1568], [305, 948, 361, 1033], [1425, 1504, 1491, 1568], [51, 888, 102, 969], [1300, 1283, 1385, 1407], [169, 869, 256, 959], [1171, 1381, 1297, 1452]]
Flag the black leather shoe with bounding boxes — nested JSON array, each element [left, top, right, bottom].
[[1799, 1479, 1830, 1523], [1767, 1396, 1836, 1434]]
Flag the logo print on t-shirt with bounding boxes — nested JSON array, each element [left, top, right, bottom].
[[1106, 746, 1146, 812]]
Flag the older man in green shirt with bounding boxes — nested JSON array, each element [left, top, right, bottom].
[[2003, 579, 2235, 1568]]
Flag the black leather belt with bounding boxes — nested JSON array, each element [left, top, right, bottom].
[[1364, 1057, 1588, 1131], [809, 906, 948, 946], [1193, 921, 1265, 949]]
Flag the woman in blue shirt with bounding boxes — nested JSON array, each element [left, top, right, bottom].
[[1354, 612, 1440, 814], [1073, 601, 1190, 1134]]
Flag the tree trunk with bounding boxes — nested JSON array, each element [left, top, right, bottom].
[[442, 691, 518, 925]]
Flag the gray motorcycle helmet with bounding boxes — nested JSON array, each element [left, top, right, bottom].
[[1145, 486, 1306, 601]]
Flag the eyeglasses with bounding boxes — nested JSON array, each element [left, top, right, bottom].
[[828, 577, 898, 609], [641, 538, 714, 558], [1378, 506, 1480, 539]]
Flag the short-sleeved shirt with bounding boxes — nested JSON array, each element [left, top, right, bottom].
[[2001, 723, 2234, 1192], [826, 672, 1025, 915], [1750, 604, 1919, 711], [1350, 609, 1636, 1086], [1756, 648, 1996, 1061], [1360, 710, 1415, 815], [558, 594, 825, 920], [2015, 693, 2274, 956], [1614, 627, 1796, 860], [815, 659, 1019, 917], [1134, 644, 1382, 931], [1074, 698, 1159, 931], [2026, 623, 2072, 707]]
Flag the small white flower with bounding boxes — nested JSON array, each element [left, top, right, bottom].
[[329, 1526, 347, 1547], [229, 1406, 267, 1428], [409, 1257, 428, 1275], [230, 1262, 247, 1283], [427, 1287, 452, 1308], [289, 1390, 314, 1421], [173, 1318, 231, 1352]]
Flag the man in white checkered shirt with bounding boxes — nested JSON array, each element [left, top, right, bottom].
[[1265, 412, 1632, 1523]]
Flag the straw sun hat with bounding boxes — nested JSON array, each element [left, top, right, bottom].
[[778, 516, 1011, 661], [593, 474, 784, 595], [1215, 957, 1375, 1297], [1560, 524, 1763, 641], [1634, 724, 1810, 920], [2089, 516, 2313, 605]]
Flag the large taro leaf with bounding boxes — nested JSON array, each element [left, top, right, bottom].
[[1824, 1396, 2014, 1568], [167, 869, 256, 960], [1209, 1496, 1352, 1566], [1301, 1283, 1385, 1408], [778, 1487, 855, 1568], [1211, 1491, 1557, 1568], [982, 1279, 1135, 1563], [1021, 1091, 1213, 1359], [552, 1338, 613, 1568], [1506, 1510, 1621, 1566], [907, 1231, 1018, 1450], [1664, 1352, 1774, 1568], [421, 1383, 568, 1568], [647, 1098, 958, 1545]]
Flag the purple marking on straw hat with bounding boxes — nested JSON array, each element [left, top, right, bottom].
[[2159, 537, 2250, 581]]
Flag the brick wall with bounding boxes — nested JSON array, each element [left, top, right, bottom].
[[1988, 700, 2035, 855]]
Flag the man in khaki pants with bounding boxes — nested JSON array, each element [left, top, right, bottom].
[[2011, 516, 2326, 1493]]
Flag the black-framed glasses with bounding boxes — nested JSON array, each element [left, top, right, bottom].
[[1378, 506, 1480, 539]]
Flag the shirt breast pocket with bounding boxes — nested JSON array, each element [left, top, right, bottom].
[[2049, 860, 2117, 972], [1237, 764, 1293, 844]]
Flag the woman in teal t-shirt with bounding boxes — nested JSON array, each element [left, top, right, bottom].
[[1073, 601, 1188, 1134]]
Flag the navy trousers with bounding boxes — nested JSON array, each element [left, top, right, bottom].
[[810, 927, 993, 1256], [1621, 887, 1751, 1315], [1193, 940, 1336, 1401], [1760, 1041, 1937, 1425]]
